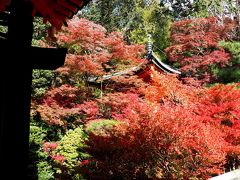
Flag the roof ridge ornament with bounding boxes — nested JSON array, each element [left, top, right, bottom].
[[147, 33, 152, 56], [146, 33, 181, 75]]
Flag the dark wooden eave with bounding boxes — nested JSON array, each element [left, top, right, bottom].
[[88, 54, 181, 84], [147, 52, 181, 75], [87, 62, 150, 83], [0, 0, 92, 29]]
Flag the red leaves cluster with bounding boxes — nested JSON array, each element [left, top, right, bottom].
[[43, 142, 65, 164], [43, 142, 58, 153], [35, 84, 103, 126], [144, 67, 198, 104], [43, 84, 78, 108], [55, 17, 145, 76], [86, 94, 226, 178], [77, 101, 100, 121], [57, 17, 107, 48], [35, 85, 81, 126], [165, 17, 233, 85], [198, 84, 240, 148], [50, 154, 65, 164], [85, 69, 240, 178]]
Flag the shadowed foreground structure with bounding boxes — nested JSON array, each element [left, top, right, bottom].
[[0, 0, 90, 179]]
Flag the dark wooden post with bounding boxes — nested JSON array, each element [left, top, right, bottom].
[[0, 0, 66, 179], [0, 1, 33, 179]]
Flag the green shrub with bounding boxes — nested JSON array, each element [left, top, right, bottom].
[[30, 123, 47, 145], [217, 41, 240, 83], [32, 70, 55, 99], [219, 41, 240, 64], [54, 126, 90, 176], [29, 120, 54, 179], [37, 161, 55, 180], [85, 119, 120, 135]]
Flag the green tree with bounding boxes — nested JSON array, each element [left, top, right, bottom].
[[33, 17, 50, 40], [82, 0, 143, 32], [160, 0, 238, 19], [217, 41, 240, 83], [130, 1, 171, 55], [32, 69, 55, 99], [82, 0, 171, 56]]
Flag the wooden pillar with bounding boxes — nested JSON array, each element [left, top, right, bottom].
[[0, 0, 67, 178], [0, 0, 33, 179]]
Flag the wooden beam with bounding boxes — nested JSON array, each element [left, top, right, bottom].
[[29, 47, 67, 69]]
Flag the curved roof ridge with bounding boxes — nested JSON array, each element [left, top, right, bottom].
[[149, 52, 181, 75]]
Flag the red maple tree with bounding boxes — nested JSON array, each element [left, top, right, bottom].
[[165, 17, 234, 85], [54, 17, 145, 78]]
